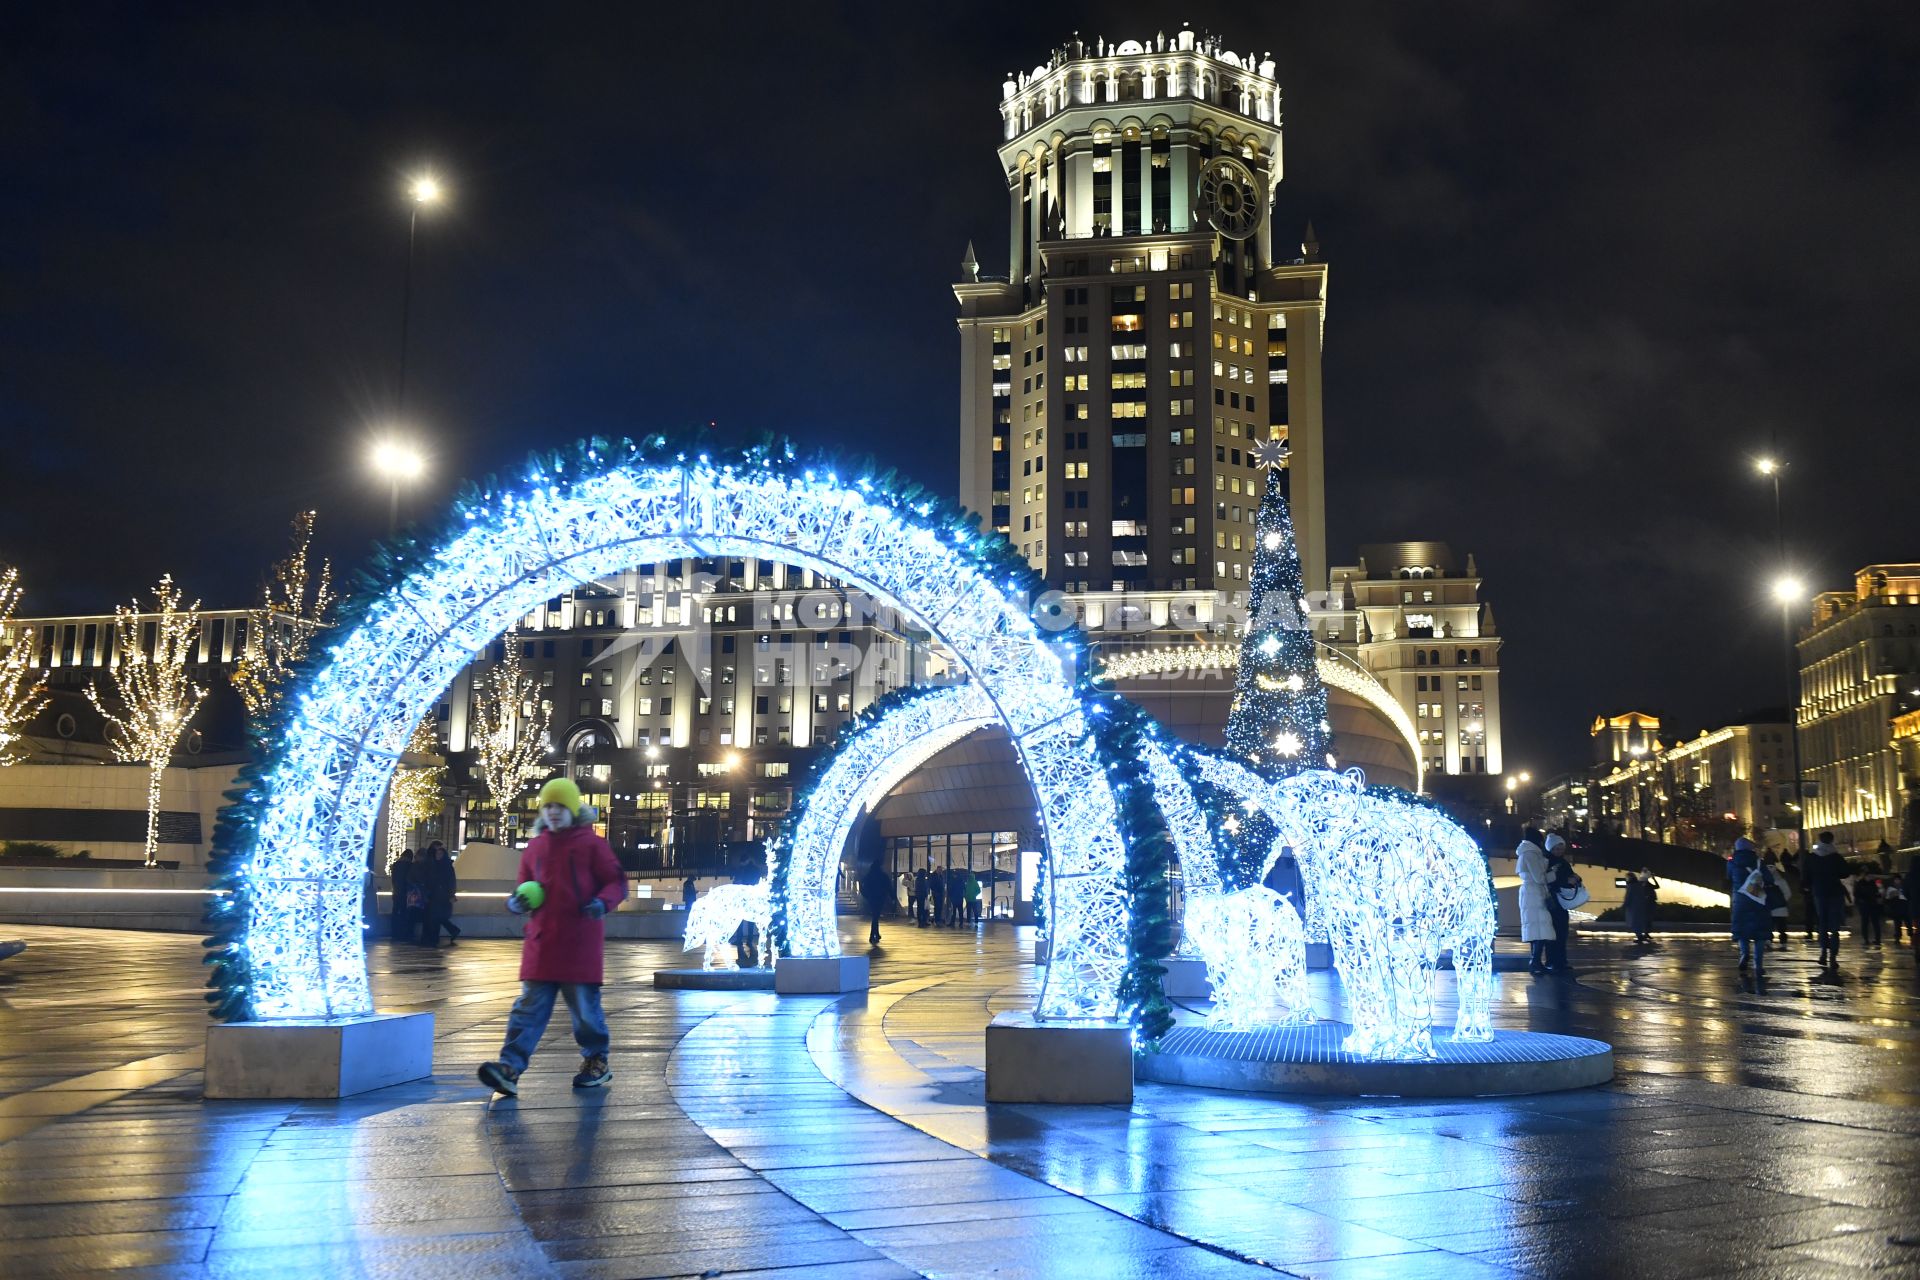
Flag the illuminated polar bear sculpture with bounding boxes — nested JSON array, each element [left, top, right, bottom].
[[1187, 759, 1496, 1060], [683, 883, 773, 970], [1185, 885, 1314, 1031]]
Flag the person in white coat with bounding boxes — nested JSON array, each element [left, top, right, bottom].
[[1516, 830, 1556, 975]]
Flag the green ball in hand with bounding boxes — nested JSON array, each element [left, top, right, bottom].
[[514, 880, 545, 911]]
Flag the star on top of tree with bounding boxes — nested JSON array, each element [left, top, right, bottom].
[[1252, 438, 1290, 469]]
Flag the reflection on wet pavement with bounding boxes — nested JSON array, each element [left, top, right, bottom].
[[1, 922, 1916, 1277]]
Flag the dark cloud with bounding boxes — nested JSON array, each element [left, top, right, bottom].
[[0, 0, 1914, 775]]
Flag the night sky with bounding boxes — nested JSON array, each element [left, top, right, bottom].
[[5, 2, 1917, 774]]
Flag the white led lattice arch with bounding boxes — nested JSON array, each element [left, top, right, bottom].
[[238, 457, 1131, 1022], [780, 684, 998, 958]]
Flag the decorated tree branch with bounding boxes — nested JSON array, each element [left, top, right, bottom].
[[0, 566, 50, 766], [232, 511, 336, 733], [385, 717, 446, 867], [87, 575, 208, 866], [470, 627, 551, 835]]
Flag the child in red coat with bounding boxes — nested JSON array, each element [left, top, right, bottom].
[[478, 777, 627, 1096]]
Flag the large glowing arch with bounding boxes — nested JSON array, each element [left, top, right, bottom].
[[778, 683, 998, 957], [218, 448, 1132, 1023]]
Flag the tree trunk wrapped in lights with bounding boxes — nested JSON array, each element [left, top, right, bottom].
[[86, 576, 208, 866], [232, 510, 336, 733], [0, 566, 50, 766], [470, 629, 551, 835], [385, 717, 446, 867]]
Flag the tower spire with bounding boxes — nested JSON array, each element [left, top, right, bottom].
[[960, 240, 979, 282], [1224, 439, 1334, 773]]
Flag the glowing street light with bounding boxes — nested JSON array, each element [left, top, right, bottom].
[[371, 439, 427, 532], [1754, 456, 1779, 477], [1770, 575, 1805, 606], [396, 167, 447, 420]]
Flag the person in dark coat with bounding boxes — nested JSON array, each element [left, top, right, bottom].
[[1855, 872, 1884, 948], [928, 862, 946, 925], [946, 866, 965, 925], [682, 875, 697, 910], [860, 857, 891, 945], [1886, 879, 1908, 945], [477, 778, 627, 1096], [1729, 842, 1781, 980], [913, 866, 929, 925], [1803, 832, 1852, 970], [419, 842, 461, 945], [1543, 834, 1581, 972], [1623, 870, 1657, 944], [389, 849, 417, 940]]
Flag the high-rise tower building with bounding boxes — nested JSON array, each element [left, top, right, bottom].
[[956, 28, 1330, 596]]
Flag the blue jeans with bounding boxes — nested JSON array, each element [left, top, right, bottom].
[[498, 981, 609, 1071]]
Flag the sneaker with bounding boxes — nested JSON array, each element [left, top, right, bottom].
[[477, 1061, 520, 1097], [572, 1055, 612, 1089]]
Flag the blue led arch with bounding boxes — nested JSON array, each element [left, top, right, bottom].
[[207, 444, 1133, 1023]]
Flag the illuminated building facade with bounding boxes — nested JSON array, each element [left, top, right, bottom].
[[431, 562, 942, 861], [1317, 543, 1504, 778], [955, 28, 1330, 596], [1593, 714, 1793, 850], [1795, 564, 1920, 846]]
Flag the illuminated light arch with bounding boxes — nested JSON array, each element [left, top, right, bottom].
[[1097, 642, 1425, 791], [219, 449, 1132, 1023], [777, 684, 999, 958]]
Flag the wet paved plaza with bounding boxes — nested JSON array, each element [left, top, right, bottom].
[[2, 920, 1918, 1278]]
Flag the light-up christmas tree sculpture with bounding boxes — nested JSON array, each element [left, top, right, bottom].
[[1224, 438, 1332, 774]]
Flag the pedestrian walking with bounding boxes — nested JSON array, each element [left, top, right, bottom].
[[1803, 831, 1852, 970], [1730, 841, 1783, 981], [420, 841, 461, 945], [389, 848, 418, 940], [477, 778, 627, 1097], [1854, 872, 1884, 948], [1761, 851, 1790, 948], [928, 863, 946, 926], [1544, 833, 1584, 972], [1623, 869, 1657, 944], [913, 866, 929, 925], [1516, 831, 1555, 975], [964, 869, 982, 924], [861, 856, 891, 946], [1886, 879, 1908, 945]]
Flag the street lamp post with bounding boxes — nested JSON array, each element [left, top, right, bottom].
[[1754, 456, 1786, 567], [398, 173, 443, 417], [1772, 575, 1808, 854]]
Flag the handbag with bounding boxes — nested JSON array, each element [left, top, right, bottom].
[[1555, 883, 1590, 911]]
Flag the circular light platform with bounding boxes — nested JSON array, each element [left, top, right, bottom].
[[652, 967, 776, 990], [1138, 1023, 1613, 1097]]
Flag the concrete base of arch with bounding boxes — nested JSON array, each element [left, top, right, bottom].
[[774, 955, 870, 994], [985, 1011, 1134, 1104], [204, 1012, 434, 1099]]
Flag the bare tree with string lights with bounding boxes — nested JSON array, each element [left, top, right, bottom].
[[385, 716, 446, 868], [470, 630, 551, 839], [0, 566, 50, 766], [232, 510, 336, 731], [87, 576, 208, 866]]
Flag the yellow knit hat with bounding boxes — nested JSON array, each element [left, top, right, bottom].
[[537, 777, 582, 814]]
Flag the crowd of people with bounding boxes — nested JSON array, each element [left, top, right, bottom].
[[386, 841, 461, 946], [1520, 825, 1919, 986]]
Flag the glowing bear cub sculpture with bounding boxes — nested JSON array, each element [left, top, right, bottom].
[[683, 883, 773, 970], [1186, 759, 1496, 1060], [1185, 885, 1314, 1031]]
